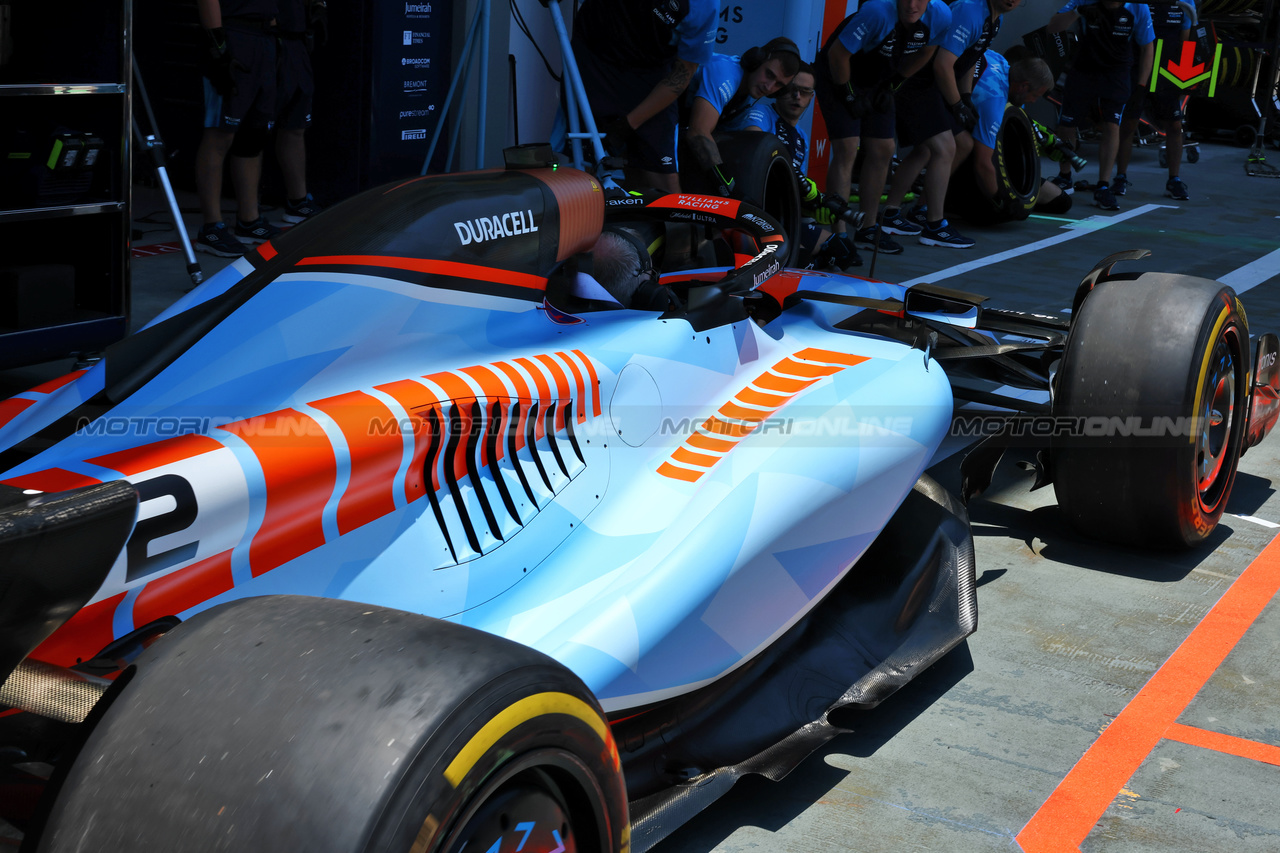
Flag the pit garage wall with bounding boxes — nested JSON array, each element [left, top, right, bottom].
[[482, 0, 1061, 177]]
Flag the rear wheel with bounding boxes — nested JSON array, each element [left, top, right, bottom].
[[1053, 274, 1249, 547], [36, 595, 628, 853]]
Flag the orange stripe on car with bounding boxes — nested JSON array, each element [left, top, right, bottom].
[[553, 351, 588, 423], [794, 347, 870, 367], [571, 349, 602, 417], [373, 378, 440, 498], [88, 434, 223, 476], [310, 391, 404, 535], [218, 409, 337, 577], [535, 354, 572, 432], [0, 397, 36, 430], [296, 255, 547, 292], [29, 592, 127, 668], [29, 369, 88, 395], [1, 468, 101, 492], [659, 349, 870, 482], [658, 462, 703, 483], [133, 550, 235, 626], [514, 357, 552, 440], [753, 372, 820, 395]]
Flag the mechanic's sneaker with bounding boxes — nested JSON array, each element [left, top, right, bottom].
[[1093, 183, 1120, 211], [1112, 173, 1129, 196], [880, 206, 923, 236], [283, 193, 324, 223], [235, 216, 284, 243], [1050, 173, 1074, 194], [919, 219, 975, 249], [194, 221, 248, 257], [1165, 176, 1190, 200], [854, 224, 904, 255], [907, 205, 930, 228]]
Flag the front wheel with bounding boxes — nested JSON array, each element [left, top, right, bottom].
[[36, 595, 628, 853], [1052, 273, 1249, 548]]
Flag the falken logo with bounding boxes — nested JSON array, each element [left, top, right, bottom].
[[742, 213, 773, 232], [402, 57, 431, 67], [454, 209, 539, 245], [606, 196, 646, 205], [402, 129, 427, 140]]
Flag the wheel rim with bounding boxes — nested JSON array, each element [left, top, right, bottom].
[[1197, 335, 1238, 510], [443, 770, 577, 853]]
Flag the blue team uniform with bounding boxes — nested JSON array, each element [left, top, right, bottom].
[[571, 0, 719, 174], [970, 50, 1010, 149], [727, 102, 808, 173], [1057, 0, 1155, 126]]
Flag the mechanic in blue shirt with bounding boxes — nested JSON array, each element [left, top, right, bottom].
[[881, 0, 1022, 244], [731, 64, 863, 270], [951, 49, 1071, 217], [1047, 0, 1155, 210], [683, 38, 801, 196], [571, 0, 719, 193], [1113, 0, 1194, 200], [815, 0, 953, 256]]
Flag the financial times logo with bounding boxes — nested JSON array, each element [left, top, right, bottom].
[[403, 30, 412, 45]]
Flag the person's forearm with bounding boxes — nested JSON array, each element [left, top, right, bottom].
[[829, 41, 853, 86], [197, 0, 222, 30], [1137, 42, 1154, 86], [627, 58, 697, 128], [686, 131, 722, 169], [935, 49, 962, 105]]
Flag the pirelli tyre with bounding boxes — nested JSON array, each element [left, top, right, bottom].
[[684, 131, 801, 265], [35, 595, 629, 853], [1052, 274, 1249, 548], [947, 104, 1040, 225]]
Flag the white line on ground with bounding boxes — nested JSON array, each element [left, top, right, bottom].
[[900, 204, 1177, 286], [1232, 513, 1280, 529], [1217, 248, 1280, 294]]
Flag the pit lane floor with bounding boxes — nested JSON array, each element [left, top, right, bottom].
[[2, 138, 1278, 852]]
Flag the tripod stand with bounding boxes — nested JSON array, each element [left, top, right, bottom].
[[132, 65, 204, 286]]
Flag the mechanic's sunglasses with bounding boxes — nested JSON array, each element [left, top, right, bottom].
[[785, 84, 816, 98]]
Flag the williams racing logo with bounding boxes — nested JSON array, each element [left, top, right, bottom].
[[454, 209, 540, 245]]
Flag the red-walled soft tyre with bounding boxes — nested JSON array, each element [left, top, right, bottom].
[[36, 595, 629, 853], [1053, 274, 1249, 548]]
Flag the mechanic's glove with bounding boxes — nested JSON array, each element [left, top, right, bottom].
[[813, 193, 855, 228], [306, 0, 329, 50], [1032, 120, 1088, 171], [950, 96, 978, 132], [602, 115, 641, 162], [200, 27, 239, 97], [798, 175, 821, 207], [842, 82, 872, 118], [709, 163, 736, 197]]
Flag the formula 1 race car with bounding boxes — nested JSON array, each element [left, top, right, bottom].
[[1, 162, 1277, 853]]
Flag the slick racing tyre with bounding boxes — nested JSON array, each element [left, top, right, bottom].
[[947, 104, 1040, 225], [684, 131, 801, 264], [1053, 274, 1249, 548], [36, 595, 628, 853]]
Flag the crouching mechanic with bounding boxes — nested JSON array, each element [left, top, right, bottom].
[[683, 38, 801, 196], [731, 64, 862, 269], [953, 51, 1072, 217]]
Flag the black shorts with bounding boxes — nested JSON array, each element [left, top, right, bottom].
[[572, 36, 679, 174], [894, 78, 953, 147], [1127, 68, 1184, 122], [203, 26, 276, 130], [1059, 68, 1129, 126], [276, 38, 314, 130], [814, 66, 895, 140]]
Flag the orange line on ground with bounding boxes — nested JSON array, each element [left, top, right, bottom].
[[1165, 723, 1280, 767], [1016, 532, 1280, 853]]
